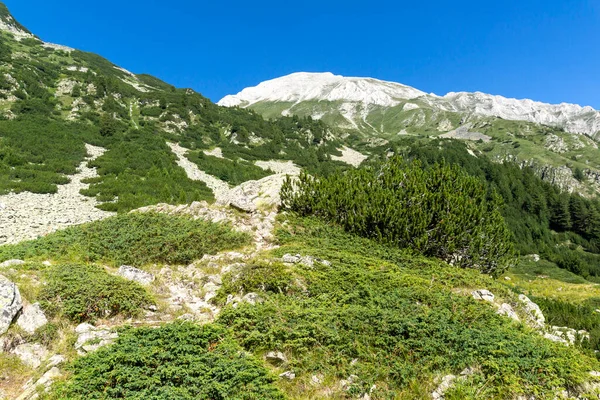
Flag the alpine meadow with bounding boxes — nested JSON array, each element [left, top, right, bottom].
[[1, 2, 600, 399]]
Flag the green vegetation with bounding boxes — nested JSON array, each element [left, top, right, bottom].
[[0, 212, 250, 266], [384, 139, 600, 280], [0, 117, 96, 194], [215, 216, 598, 398], [282, 156, 514, 274], [40, 264, 152, 322], [51, 323, 284, 400], [186, 151, 271, 186], [81, 128, 214, 212]]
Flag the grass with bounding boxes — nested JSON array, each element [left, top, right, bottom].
[[214, 215, 599, 399], [506, 258, 600, 303], [0, 212, 251, 266]]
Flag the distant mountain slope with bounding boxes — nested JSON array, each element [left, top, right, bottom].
[[220, 72, 600, 197], [220, 72, 600, 138]]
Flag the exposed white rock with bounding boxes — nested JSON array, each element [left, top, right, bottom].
[[0, 144, 114, 245], [518, 294, 545, 329], [0, 259, 25, 268], [497, 303, 520, 322], [118, 265, 155, 286], [12, 343, 48, 369], [331, 146, 368, 167], [16, 303, 48, 334], [471, 289, 495, 303], [219, 72, 426, 108], [0, 275, 22, 335], [255, 160, 300, 175], [16, 366, 62, 400], [265, 351, 287, 365], [167, 142, 231, 202], [219, 72, 600, 137], [279, 371, 296, 380], [74, 323, 118, 355], [203, 147, 224, 158]]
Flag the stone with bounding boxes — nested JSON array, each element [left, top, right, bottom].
[[75, 323, 118, 355], [265, 351, 287, 366], [310, 374, 323, 385], [16, 366, 61, 400], [518, 294, 545, 329], [0, 260, 25, 268], [242, 292, 261, 305], [432, 375, 457, 400], [282, 254, 301, 264], [279, 371, 296, 380], [118, 265, 155, 285], [12, 343, 49, 369], [497, 303, 520, 322], [471, 289, 495, 302], [0, 275, 22, 335], [16, 303, 48, 334]]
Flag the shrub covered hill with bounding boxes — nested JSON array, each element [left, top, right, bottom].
[[3, 2, 600, 399]]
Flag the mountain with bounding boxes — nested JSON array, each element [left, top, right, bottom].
[[3, 4, 600, 399], [220, 72, 600, 138], [221, 72, 600, 196]]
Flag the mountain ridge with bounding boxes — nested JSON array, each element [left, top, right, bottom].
[[219, 72, 600, 138]]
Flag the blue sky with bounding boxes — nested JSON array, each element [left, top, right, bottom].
[[5, 0, 599, 107]]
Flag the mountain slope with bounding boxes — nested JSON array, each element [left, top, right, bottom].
[[220, 72, 600, 197], [220, 72, 600, 138]]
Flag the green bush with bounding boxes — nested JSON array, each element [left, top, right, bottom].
[[0, 212, 251, 266], [51, 323, 284, 399], [281, 157, 514, 275], [216, 216, 597, 398], [39, 264, 152, 322], [186, 151, 270, 186]]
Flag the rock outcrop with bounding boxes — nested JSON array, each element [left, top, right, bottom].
[[0, 275, 22, 335], [16, 303, 48, 334]]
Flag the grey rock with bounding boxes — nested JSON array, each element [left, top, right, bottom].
[[0, 259, 25, 268], [0, 275, 22, 335], [75, 323, 118, 355], [518, 294, 545, 329], [265, 351, 287, 366], [432, 374, 457, 400], [16, 303, 48, 334], [12, 343, 49, 368], [497, 303, 520, 322], [279, 371, 296, 380], [242, 292, 261, 305], [118, 265, 155, 286], [471, 289, 495, 302], [282, 254, 301, 264], [16, 366, 61, 400]]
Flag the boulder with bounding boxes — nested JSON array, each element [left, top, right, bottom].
[[471, 289, 495, 302], [0, 275, 22, 335], [118, 265, 155, 286], [265, 351, 287, 366], [0, 260, 25, 268], [12, 343, 49, 368], [497, 303, 520, 322], [518, 294, 545, 329], [15, 366, 61, 400], [74, 323, 118, 355], [279, 371, 296, 380], [16, 303, 48, 334]]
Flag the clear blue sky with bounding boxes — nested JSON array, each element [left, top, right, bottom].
[[5, 0, 599, 107]]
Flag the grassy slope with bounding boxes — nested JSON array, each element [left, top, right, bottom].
[[215, 215, 599, 399]]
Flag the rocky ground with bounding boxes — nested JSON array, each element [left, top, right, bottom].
[[0, 144, 114, 245]]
